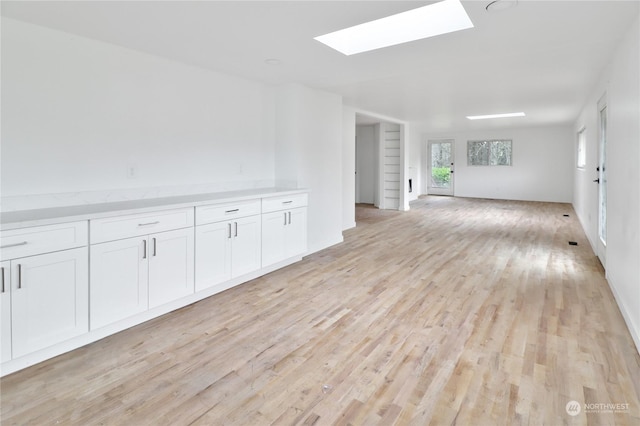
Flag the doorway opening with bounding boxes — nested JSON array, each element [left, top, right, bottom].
[[355, 114, 406, 217]]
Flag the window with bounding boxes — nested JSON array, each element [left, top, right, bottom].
[[577, 127, 586, 169], [467, 139, 512, 166]]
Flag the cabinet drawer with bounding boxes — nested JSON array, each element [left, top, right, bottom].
[[1, 221, 88, 260], [196, 199, 261, 225], [262, 193, 308, 213], [90, 208, 194, 244]]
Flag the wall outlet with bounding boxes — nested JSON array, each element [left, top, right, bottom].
[[127, 164, 138, 179]]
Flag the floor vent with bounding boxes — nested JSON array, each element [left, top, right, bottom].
[[563, 214, 570, 217], [568, 241, 578, 246]]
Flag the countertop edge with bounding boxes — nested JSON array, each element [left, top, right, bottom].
[[1, 188, 309, 230]]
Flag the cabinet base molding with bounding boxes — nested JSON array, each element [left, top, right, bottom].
[[0, 255, 303, 377]]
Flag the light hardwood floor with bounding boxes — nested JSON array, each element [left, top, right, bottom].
[[1, 196, 639, 425]]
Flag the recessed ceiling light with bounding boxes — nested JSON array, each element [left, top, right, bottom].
[[486, 0, 518, 13], [466, 112, 526, 120], [314, 0, 474, 56], [264, 58, 282, 65]]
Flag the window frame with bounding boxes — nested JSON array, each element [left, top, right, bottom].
[[576, 127, 586, 169], [467, 139, 513, 166]]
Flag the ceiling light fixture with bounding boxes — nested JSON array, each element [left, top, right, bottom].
[[485, 0, 518, 13], [466, 112, 526, 120], [314, 0, 474, 56]]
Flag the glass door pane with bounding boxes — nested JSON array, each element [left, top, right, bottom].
[[427, 139, 454, 196], [599, 106, 607, 245]]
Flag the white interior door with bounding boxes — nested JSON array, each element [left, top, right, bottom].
[[426, 139, 455, 196], [596, 97, 607, 266], [356, 125, 376, 204]]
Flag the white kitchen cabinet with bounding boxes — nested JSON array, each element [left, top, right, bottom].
[[1, 261, 12, 363], [90, 237, 149, 330], [0, 222, 89, 361], [231, 215, 262, 277], [90, 226, 195, 329], [195, 212, 261, 292], [261, 194, 308, 268], [148, 228, 194, 308], [284, 208, 308, 259], [1, 189, 308, 376], [7, 248, 89, 359], [195, 221, 231, 289]]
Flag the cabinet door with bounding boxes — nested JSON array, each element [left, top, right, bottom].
[[285, 208, 308, 258], [1, 261, 11, 363], [231, 215, 261, 278], [195, 222, 232, 291], [90, 237, 148, 330], [148, 228, 194, 308], [261, 211, 287, 267], [11, 247, 89, 358]]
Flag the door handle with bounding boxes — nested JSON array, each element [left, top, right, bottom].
[[1, 267, 5, 293], [228, 223, 232, 239], [234, 222, 238, 237], [0, 241, 28, 249], [593, 178, 600, 183], [288, 211, 292, 224], [17, 264, 22, 289], [143, 239, 147, 259], [284, 212, 287, 225], [153, 237, 157, 256], [138, 221, 160, 227]]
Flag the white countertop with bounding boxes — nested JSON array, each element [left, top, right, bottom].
[[1, 187, 307, 230]]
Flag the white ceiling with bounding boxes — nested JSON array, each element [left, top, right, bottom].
[[2, 1, 638, 131]]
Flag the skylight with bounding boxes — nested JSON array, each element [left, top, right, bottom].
[[466, 112, 526, 120], [314, 0, 474, 56]]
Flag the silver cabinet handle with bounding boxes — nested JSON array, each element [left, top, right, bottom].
[[225, 209, 239, 213], [1, 241, 28, 249], [234, 222, 238, 237], [153, 238, 157, 256], [17, 264, 22, 289], [284, 212, 287, 225], [138, 221, 160, 227], [282, 201, 293, 204], [143, 239, 147, 259], [1, 267, 5, 293], [288, 211, 292, 224], [227, 223, 232, 239]]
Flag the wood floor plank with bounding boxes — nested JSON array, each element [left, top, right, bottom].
[[1, 196, 639, 425]]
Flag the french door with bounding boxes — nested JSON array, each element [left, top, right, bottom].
[[596, 97, 607, 266], [427, 139, 454, 196]]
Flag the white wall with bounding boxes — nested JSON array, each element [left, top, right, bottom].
[[1, 18, 275, 199], [2, 18, 346, 258], [274, 84, 344, 253], [412, 126, 574, 203], [574, 14, 640, 352], [355, 125, 375, 204], [342, 107, 356, 231]]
